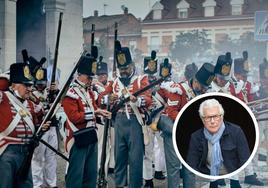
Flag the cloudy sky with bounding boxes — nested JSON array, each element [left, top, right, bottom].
[[83, 0, 158, 19]]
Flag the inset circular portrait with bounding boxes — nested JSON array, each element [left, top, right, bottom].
[[173, 92, 259, 180]]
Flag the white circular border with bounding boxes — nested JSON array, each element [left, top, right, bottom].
[[172, 92, 260, 180]]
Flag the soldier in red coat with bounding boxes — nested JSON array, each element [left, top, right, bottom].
[[62, 55, 110, 188], [0, 71, 9, 91], [92, 57, 115, 174], [150, 58, 189, 188], [98, 43, 152, 188], [234, 51, 255, 103], [209, 53, 236, 95], [233, 52, 264, 186], [0, 62, 50, 188]]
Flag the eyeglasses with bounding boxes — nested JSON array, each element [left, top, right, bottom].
[[202, 114, 222, 122]]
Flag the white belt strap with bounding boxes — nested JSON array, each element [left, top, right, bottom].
[[73, 87, 95, 115], [153, 91, 166, 107], [117, 79, 131, 119], [181, 82, 195, 100], [67, 118, 78, 132], [5, 92, 35, 133]]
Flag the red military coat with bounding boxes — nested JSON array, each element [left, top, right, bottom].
[[97, 75, 152, 112], [62, 81, 98, 153], [235, 81, 254, 103], [0, 91, 38, 155], [158, 81, 188, 121]]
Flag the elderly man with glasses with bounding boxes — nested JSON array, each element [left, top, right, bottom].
[[187, 98, 251, 188]]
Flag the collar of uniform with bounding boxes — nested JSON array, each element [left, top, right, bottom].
[[74, 78, 88, 89], [9, 88, 25, 103]]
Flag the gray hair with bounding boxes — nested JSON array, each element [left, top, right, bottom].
[[199, 98, 224, 118]]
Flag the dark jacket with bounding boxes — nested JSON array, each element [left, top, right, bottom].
[[186, 121, 250, 175]]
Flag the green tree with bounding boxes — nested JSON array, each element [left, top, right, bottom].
[[170, 30, 211, 63]]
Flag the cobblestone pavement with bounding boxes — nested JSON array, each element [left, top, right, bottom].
[[56, 155, 268, 188]]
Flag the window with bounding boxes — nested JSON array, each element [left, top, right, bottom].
[[153, 10, 162, 20], [232, 5, 242, 15], [178, 9, 188, 18], [152, 2, 163, 20], [176, 0, 189, 19], [129, 41, 137, 50], [202, 0, 216, 17], [229, 32, 240, 40], [150, 36, 161, 52]]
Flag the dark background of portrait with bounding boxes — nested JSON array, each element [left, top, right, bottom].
[[175, 95, 256, 161]]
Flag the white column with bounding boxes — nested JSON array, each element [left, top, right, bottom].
[[0, 0, 17, 72], [44, 0, 65, 64], [44, 0, 83, 86]]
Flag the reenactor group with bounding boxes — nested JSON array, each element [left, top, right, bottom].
[[0, 38, 268, 188]]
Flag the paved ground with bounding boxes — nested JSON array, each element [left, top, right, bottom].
[[56, 155, 268, 188]]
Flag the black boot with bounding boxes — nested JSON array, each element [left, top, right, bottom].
[[230, 180, 241, 188], [244, 174, 264, 186], [154, 171, 165, 180], [144, 179, 154, 188], [209, 181, 218, 188]]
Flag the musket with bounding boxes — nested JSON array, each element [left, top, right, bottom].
[[49, 12, 63, 103], [113, 22, 118, 77], [17, 50, 88, 180], [97, 23, 118, 187], [111, 77, 166, 118], [91, 24, 95, 51], [97, 98, 110, 188]]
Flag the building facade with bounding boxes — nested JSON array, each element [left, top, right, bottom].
[[142, 0, 268, 57], [0, 0, 83, 85], [83, 8, 142, 65]]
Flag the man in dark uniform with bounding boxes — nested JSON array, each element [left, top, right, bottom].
[[98, 43, 152, 188], [62, 55, 110, 188], [0, 62, 50, 187]]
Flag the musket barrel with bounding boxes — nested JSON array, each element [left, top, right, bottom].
[[51, 12, 63, 86]]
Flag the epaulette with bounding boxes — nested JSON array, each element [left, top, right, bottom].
[[160, 81, 183, 95], [66, 87, 79, 99]]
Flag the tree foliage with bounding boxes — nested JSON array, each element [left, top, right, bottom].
[[216, 31, 266, 65], [170, 30, 211, 63]]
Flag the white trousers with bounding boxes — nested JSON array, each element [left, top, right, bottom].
[[154, 132, 166, 172], [143, 131, 166, 180], [31, 127, 58, 188], [143, 129, 155, 180]]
